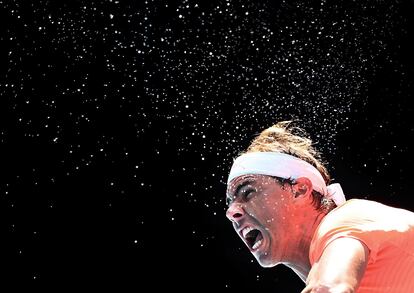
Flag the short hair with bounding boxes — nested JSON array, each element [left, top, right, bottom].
[[242, 121, 335, 212]]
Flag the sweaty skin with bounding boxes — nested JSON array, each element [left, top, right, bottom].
[[226, 175, 369, 292]]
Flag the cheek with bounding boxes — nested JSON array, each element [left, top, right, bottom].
[[262, 192, 281, 205], [251, 193, 288, 225], [256, 206, 287, 227], [250, 201, 275, 222]]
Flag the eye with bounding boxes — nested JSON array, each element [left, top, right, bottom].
[[243, 188, 256, 199], [226, 197, 232, 206]]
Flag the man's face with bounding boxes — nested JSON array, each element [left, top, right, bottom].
[[226, 174, 300, 267]]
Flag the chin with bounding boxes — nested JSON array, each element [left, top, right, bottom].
[[254, 236, 279, 267], [256, 253, 279, 268], [258, 261, 278, 268]]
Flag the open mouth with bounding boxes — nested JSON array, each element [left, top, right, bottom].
[[241, 227, 264, 251]]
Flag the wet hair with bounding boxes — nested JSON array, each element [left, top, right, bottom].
[[242, 121, 336, 212]]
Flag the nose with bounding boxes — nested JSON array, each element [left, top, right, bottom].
[[226, 202, 245, 223]]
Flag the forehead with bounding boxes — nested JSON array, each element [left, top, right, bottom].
[[228, 174, 257, 189], [226, 174, 272, 196], [227, 174, 259, 188]]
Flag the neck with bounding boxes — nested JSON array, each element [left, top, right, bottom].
[[284, 210, 326, 283]]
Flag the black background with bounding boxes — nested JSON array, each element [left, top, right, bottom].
[[1, 0, 414, 291]]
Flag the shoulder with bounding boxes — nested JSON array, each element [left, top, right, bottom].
[[315, 199, 375, 234], [310, 199, 414, 265], [317, 199, 404, 233]]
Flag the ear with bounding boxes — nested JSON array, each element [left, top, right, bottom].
[[291, 177, 313, 200]]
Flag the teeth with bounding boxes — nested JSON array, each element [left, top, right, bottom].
[[242, 226, 254, 238], [252, 239, 262, 250]]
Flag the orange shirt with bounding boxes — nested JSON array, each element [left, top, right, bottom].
[[309, 199, 414, 292]]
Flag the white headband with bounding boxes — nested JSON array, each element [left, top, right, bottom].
[[227, 152, 346, 206]]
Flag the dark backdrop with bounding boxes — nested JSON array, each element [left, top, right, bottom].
[[1, 0, 413, 291]]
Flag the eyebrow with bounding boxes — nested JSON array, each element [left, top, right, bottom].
[[227, 178, 255, 204]]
